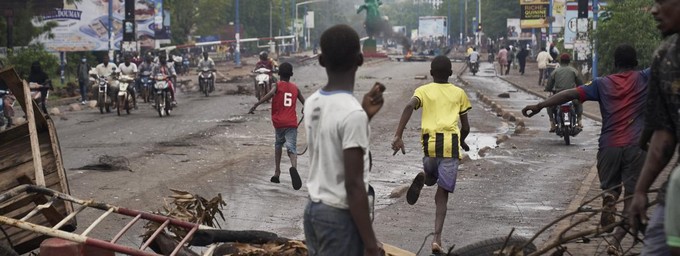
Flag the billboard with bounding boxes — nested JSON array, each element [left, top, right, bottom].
[[564, 2, 607, 48], [506, 18, 533, 41], [520, 0, 549, 29], [418, 16, 447, 39], [33, 0, 163, 52]]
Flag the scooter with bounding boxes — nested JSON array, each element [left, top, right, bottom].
[[28, 80, 51, 114], [154, 74, 173, 117], [253, 67, 272, 101], [0, 89, 15, 130], [182, 58, 190, 75], [115, 74, 135, 116], [139, 71, 153, 103], [198, 67, 216, 97], [552, 101, 581, 145]]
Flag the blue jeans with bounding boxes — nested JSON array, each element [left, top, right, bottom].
[[641, 205, 671, 256], [303, 201, 364, 256], [275, 128, 297, 154]]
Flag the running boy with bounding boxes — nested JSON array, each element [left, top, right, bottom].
[[249, 62, 305, 190], [303, 24, 385, 256], [391, 55, 472, 253]]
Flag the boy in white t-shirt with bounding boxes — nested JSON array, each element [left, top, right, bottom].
[[303, 24, 385, 256]]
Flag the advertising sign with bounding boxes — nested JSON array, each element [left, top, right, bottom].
[[34, 0, 162, 52], [507, 18, 533, 41], [520, 2, 549, 29], [418, 16, 447, 39], [564, 2, 607, 48]]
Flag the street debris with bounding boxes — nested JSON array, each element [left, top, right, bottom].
[[71, 155, 132, 172], [498, 92, 510, 98]]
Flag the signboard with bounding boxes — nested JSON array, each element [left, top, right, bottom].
[[552, 0, 566, 29], [418, 16, 447, 39], [520, 0, 549, 29], [507, 18, 533, 41], [564, 2, 607, 48], [33, 0, 162, 52], [305, 11, 314, 29]]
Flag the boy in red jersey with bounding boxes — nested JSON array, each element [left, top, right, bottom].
[[249, 62, 305, 190]]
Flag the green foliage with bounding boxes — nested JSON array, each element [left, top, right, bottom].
[[5, 44, 59, 79], [165, 0, 198, 44], [0, 1, 58, 47], [593, 0, 660, 75]]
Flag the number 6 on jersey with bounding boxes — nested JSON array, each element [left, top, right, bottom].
[[284, 92, 293, 107]]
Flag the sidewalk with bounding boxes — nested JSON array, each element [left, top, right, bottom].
[[494, 64, 644, 254]]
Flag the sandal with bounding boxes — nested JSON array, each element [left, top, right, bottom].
[[432, 242, 444, 254], [270, 175, 280, 184], [289, 167, 302, 190]]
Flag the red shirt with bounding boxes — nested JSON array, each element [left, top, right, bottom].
[[271, 81, 299, 128]]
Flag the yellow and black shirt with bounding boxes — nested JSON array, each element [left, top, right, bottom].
[[413, 82, 472, 159]]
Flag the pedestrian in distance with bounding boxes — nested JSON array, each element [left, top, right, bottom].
[[628, 1, 680, 256], [76, 56, 91, 105], [302, 24, 386, 256], [517, 46, 529, 75], [506, 46, 514, 75], [523, 45, 650, 254], [536, 47, 554, 86], [392, 55, 472, 254], [497, 46, 508, 76], [249, 62, 305, 190]]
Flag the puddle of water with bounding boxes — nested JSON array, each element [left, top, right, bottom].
[[465, 133, 499, 160]]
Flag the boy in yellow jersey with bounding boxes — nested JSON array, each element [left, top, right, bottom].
[[392, 55, 472, 254]]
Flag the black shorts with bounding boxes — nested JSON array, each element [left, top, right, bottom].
[[596, 146, 646, 194]]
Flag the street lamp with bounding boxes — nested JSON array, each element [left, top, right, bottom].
[[294, 0, 327, 52]]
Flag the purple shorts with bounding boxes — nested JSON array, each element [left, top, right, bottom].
[[423, 157, 459, 193]]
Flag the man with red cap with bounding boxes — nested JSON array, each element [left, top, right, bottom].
[[542, 53, 584, 131]]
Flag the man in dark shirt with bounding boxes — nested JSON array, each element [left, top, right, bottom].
[[628, 1, 680, 255]]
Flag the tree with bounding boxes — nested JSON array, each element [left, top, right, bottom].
[[165, 0, 198, 44], [0, 1, 58, 47], [593, 0, 660, 75], [5, 44, 59, 79]]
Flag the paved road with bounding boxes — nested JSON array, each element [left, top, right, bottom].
[[52, 59, 601, 253]]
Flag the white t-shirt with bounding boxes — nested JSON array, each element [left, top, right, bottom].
[[304, 90, 370, 209], [117, 63, 138, 76], [469, 51, 480, 63], [95, 63, 117, 77]]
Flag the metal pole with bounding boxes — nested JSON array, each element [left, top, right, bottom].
[[108, 0, 113, 59], [464, 0, 467, 42], [459, 0, 463, 44], [448, 0, 452, 46], [548, 0, 553, 43], [291, 0, 295, 53], [295, 4, 298, 52], [592, 0, 598, 78], [235, 0, 241, 67]]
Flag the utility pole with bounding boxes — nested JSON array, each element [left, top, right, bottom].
[[592, 0, 598, 78], [108, 0, 113, 60], [459, 0, 463, 44], [548, 0, 553, 43], [235, 0, 241, 67]]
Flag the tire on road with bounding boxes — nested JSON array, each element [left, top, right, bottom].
[[450, 236, 537, 256]]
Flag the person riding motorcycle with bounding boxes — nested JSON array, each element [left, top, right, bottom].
[[152, 54, 178, 105], [197, 52, 216, 91], [255, 51, 277, 84], [468, 47, 480, 72], [545, 53, 584, 131], [117, 54, 139, 109]]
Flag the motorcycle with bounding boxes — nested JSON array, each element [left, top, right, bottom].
[[552, 101, 581, 145], [198, 67, 216, 97], [114, 74, 135, 116], [182, 58, 190, 75], [0, 89, 15, 131], [469, 61, 479, 76], [253, 67, 272, 101], [94, 75, 112, 114], [139, 71, 153, 103], [153, 74, 173, 117]]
